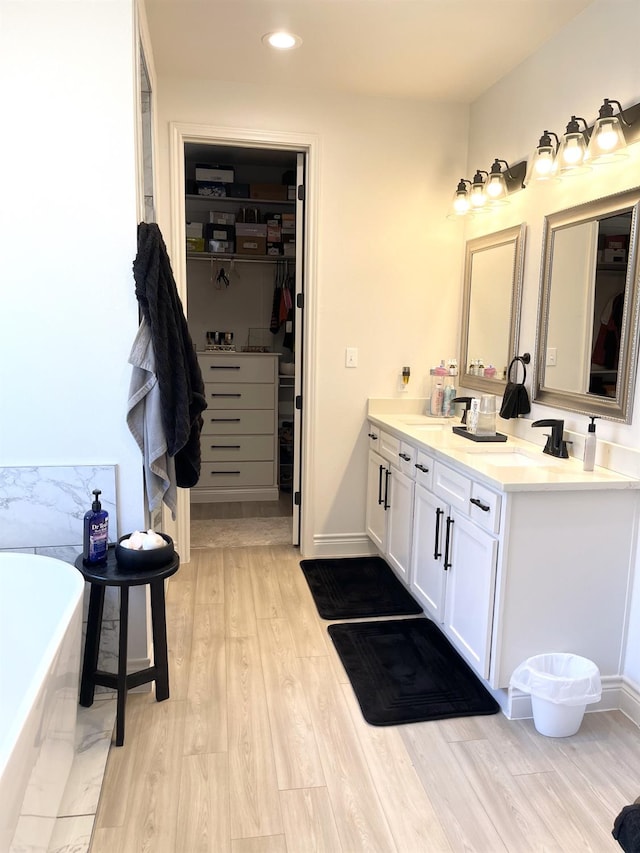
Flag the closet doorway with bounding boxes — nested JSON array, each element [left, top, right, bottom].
[[171, 132, 309, 551]]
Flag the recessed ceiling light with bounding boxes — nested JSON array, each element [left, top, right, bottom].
[[262, 31, 302, 50]]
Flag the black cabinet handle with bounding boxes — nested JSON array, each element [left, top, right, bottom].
[[368, 433, 378, 440], [434, 507, 443, 559], [211, 393, 241, 398], [470, 497, 490, 512], [398, 452, 411, 461], [210, 444, 241, 449], [383, 469, 391, 510], [210, 417, 241, 422], [444, 516, 454, 570], [378, 464, 384, 505], [210, 470, 240, 475], [209, 365, 241, 370], [415, 463, 429, 473]]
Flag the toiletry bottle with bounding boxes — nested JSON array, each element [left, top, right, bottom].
[[467, 398, 480, 434], [443, 382, 457, 417], [430, 382, 444, 416], [83, 489, 109, 565], [583, 416, 599, 471]]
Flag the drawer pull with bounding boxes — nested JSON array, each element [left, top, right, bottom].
[[443, 516, 454, 570], [210, 444, 241, 449], [368, 433, 378, 440], [211, 393, 242, 398], [210, 470, 241, 475], [210, 417, 241, 422], [470, 497, 490, 512], [398, 452, 411, 461], [209, 365, 241, 370], [434, 507, 443, 559], [415, 463, 429, 473]]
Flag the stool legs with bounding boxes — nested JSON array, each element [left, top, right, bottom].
[[115, 585, 130, 747], [80, 583, 105, 707], [150, 579, 170, 701]]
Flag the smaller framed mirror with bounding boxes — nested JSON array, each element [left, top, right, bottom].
[[534, 187, 640, 423], [459, 224, 526, 393]]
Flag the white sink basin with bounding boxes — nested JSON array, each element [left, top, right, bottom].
[[466, 449, 549, 468], [401, 416, 442, 425]]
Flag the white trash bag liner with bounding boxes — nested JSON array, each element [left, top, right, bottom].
[[510, 653, 601, 706]]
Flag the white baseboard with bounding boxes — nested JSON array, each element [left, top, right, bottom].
[[506, 675, 640, 723], [190, 487, 278, 503], [309, 533, 377, 559]]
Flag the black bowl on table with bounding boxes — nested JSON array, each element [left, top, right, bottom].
[[115, 533, 174, 571]]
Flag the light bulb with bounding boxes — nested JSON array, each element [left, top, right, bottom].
[[562, 138, 583, 164], [262, 31, 302, 50], [486, 178, 503, 198], [595, 121, 619, 151], [470, 187, 486, 208], [535, 152, 554, 176], [453, 195, 469, 214]]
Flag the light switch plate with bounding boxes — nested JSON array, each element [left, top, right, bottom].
[[546, 347, 557, 367], [345, 347, 358, 368]]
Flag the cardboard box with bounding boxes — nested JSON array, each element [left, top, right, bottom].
[[267, 242, 283, 256], [205, 223, 235, 242], [195, 165, 235, 183], [267, 224, 281, 242], [605, 235, 627, 250], [603, 248, 627, 263], [208, 239, 234, 254], [186, 221, 203, 238], [288, 185, 296, 200], [209, 210, 236, 225], [186, 237, 205, 252], [283, 243, 296, 257], [236, 223, 267, 237], [236, 235, 266, 255], [197, 182, 226, 197], [250, 183, 288, 201]]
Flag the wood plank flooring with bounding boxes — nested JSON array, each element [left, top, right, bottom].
[[91, 544, 640, 852]]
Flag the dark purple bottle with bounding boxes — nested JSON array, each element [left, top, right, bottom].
[[83, 489, 109, 564]]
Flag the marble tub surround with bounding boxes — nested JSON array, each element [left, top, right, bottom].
[[48, 699, 117, 853], [0, 466, 117, 551]]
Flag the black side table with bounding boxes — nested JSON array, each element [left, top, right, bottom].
[[74, 544, 180, 746]]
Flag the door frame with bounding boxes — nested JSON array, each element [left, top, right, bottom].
[[167, 122, 319, 558]]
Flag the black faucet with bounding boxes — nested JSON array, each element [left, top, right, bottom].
[[531, 419, 569, 458], [452, 397, 473, 425]]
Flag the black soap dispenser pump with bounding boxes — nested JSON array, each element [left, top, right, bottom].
[[583, 416, 598, 472]]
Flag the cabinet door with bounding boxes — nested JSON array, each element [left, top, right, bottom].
[[443, 511, 497, 680], [386, 467, 414, 583], [411, 484, 447, 621], [365, 449, 387, 551]]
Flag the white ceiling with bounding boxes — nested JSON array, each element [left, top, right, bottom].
[[144, 0, 594, 104]]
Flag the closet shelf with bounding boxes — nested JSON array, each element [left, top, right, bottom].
[[186, 194, 294, 206]]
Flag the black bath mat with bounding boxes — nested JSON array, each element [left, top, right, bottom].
[[300, 556, 422, 619], [328, 618, 500, 725]]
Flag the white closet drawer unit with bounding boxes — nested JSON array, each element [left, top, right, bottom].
[[197, 462, 276, 489], [205, 383, 276, 409], [201, 435, 275, 462], [202, 409, 275, 435], [198, 354, 277, 383]]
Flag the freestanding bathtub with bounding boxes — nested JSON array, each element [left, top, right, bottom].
[[0, 553, 84, 853]]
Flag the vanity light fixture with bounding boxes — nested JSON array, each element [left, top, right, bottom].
[[485, 159, 511, 203], [525, 130, 560, 183], [450, 178, 472, 216], [262, 31, 303, 50], [470, 170, 489, 210], [555, 115, 590, 175], [587, 98, 629, 163]]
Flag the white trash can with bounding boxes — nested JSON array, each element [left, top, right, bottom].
[[510, 653, 601, 737]]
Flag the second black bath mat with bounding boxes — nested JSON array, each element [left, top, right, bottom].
[[299, 556, 422, 620], [328, 618, 500, 725]]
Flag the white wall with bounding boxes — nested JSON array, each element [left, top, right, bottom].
[[0, 0, 144, 530], [466, 0, 640, 683], [155, 80, 469, 551]]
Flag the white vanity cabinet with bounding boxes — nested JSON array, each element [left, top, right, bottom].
[[411, 459, 500, 678], [364, 425, 415, 583]]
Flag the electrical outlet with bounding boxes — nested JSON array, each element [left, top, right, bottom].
[[345, 347, 358, 368], [546, 347, 557, 367]]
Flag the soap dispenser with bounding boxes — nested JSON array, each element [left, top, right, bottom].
[[583, 416, 599, 471], [83, 489, 109, 565]]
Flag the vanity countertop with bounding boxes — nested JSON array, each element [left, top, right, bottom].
[[368, 412, 640, 493]]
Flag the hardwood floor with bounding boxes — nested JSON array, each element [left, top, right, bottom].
[[91, 544, 640, 852]]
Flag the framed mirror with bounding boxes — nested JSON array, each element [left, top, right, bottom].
[[459, 224, 526, 393], [534, 187, 640, 423]]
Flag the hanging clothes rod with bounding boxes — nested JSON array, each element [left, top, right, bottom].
[[187, 253, 295, 265]]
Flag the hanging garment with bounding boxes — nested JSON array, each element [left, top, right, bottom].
[[126, 317, 177, 518], [133, 222, 207, 488], [592, 291, 624, 369]]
